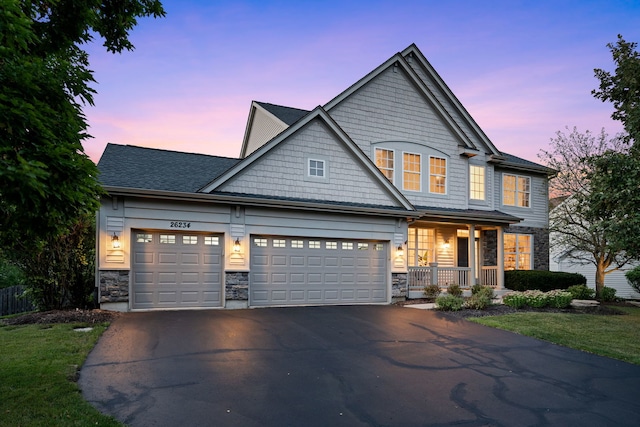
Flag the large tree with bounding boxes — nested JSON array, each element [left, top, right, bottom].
[[587, 35, 640, 266], [0, 0, 165, 309], [593, 35, 640, 150], [541, 128, 633, 297]]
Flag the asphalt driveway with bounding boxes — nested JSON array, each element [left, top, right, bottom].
[[80, 305, 640, 426]]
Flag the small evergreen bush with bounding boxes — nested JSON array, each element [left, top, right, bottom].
[[505, 270, 586, 292], [472, 285, 494, 300], [435, 294, 464, 311], [446, 283, 463, 297], [601, 286, 617, 302], [567, 284, 595, 300], [625, 265, 640, 293], [465, 293, 491, 310], [423, 284, 440, 300]]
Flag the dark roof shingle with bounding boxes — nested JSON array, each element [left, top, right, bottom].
[[97, 144, 241, 192]]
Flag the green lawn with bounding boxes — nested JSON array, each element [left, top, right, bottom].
[[471, 306, 640, 365], [0, 322, 123, 427]]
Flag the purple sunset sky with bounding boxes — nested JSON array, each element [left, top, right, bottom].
[[83, 0, 640, 164]]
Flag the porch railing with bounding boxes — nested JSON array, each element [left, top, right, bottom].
[[407, 265, 498, 296]]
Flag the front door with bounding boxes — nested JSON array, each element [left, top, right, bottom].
[[457, 237, 469, 267]]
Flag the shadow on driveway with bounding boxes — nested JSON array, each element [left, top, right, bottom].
[[80, 305, 640, 426]]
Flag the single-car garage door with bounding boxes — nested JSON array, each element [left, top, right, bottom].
[[131, 230, 223, 310], [250, 235, 387, 306]]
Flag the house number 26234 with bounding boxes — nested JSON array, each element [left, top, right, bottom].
[[170, 221, 191, 228]]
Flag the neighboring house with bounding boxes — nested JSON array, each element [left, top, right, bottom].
[[96, 44, 554, 311]]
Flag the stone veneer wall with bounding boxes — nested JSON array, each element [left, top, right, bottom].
[[99, 270, 130, 303], [482, 226, 550, 271], [392, 272, 407, 300], [225, 272, 249, 301]]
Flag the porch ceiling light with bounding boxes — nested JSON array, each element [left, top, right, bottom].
[[233, 238, 241, 253], [111, 232, 121, 249]]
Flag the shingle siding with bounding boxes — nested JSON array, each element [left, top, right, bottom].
[[493, 170, 549, 228], [218, 119, 400, 207]]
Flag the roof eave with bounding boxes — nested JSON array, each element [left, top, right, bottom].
[[415, 209, 522, 226], [102, 186, 420, 218]]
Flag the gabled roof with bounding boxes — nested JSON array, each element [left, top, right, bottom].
[[98, 144, 240, 192], [199, 105, 417, 212], [255, 101, 309, 125], [322, 51, 480, 152]]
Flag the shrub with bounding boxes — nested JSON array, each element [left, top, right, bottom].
[[435, 294, 464, 311], [446, 283, 463, 297], [465, 293, 491, 310], [625, 265, 640, 293], [523, 290, 548, 308], [472, 285, 494, 300], [505, 270, 586, 292], [423, 284, 440, 300], [503, 292, 527, 308], [567, 284, 595, 300], [601, 286, 617, 302], [546, 290, 573, 308]]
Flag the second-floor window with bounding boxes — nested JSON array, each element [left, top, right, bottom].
[[470, 165, 485, 200], [503, 174, 530, 207], [429, 156, 446, 194], [375, 148, 394, 183], [403, 152, 421, 191]]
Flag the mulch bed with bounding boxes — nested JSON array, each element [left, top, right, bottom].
[[1, 309, 120, 326], [396, 298, 630, 319]]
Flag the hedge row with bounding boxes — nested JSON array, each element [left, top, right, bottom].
[[505, 270, 586, 292]]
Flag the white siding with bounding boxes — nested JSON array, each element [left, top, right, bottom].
[[327, 67, 470, 209], [551, 257, 640, 300], [244, 106, 288, 157], [218, 119, 400, 207]]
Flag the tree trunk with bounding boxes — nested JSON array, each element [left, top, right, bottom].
[[595, 260, 606, 299]]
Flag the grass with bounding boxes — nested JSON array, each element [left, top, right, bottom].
[[471, 305, 640, 365], [0, 322, 123, 427]]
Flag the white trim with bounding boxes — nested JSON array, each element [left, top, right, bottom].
[[374, 147, 395, 184], [469, 164, 486, 201], [402, 151, 422, 192], [428, 155, 447, 195]]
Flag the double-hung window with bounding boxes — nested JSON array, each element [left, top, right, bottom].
[[504, 233, 532, 270], [429, 156, 446, 194], [503, 174, 530, 207], [375, 148, 394, 183], [469, 165, 485, 200], [403, 152, 421, 191]]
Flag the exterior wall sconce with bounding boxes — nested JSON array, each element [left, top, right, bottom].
[[233, 238, 241, 253], [442, 240, 450, 250], [396, 245, 404, 258], [111, 232, 121, 249]]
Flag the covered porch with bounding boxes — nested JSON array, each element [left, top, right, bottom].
[[406, 208, 520, 299]]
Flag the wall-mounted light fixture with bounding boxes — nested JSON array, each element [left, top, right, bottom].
[[396, 245, 404, 258], [111, 232, 121, 249], [442, 239, 450, 250], [233, 238, 241, 253]]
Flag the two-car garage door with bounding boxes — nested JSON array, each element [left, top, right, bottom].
[[131, 230, 223, 310], [250, 235, 388, 306]]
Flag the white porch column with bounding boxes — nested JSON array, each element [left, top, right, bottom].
[[468, 224, 476, 287], [496, 226, 505, 290]]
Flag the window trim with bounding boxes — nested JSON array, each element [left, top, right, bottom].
[[469, 164, 485, 201], [502, 173, 531, 208], [308, 158, 325, 178], [374, 147, 395, 184], [429, 155, 447, 195], [504, 233, 533, 270], [402, 151, 422, 192]]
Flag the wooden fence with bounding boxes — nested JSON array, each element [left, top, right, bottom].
[[0, 285, 35, 316]]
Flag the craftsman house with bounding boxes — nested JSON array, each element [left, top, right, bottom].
[[96, 44, 553, 311]]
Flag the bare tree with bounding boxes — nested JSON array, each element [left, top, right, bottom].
[[540, 127, 633, 297]]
